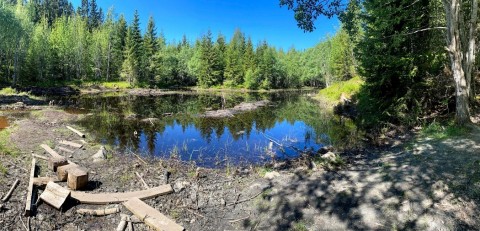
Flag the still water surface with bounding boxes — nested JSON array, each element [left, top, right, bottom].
[[63, 91, 355, 167]]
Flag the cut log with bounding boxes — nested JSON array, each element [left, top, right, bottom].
[[39, 182, 70, 209], [24, 158, 36, 216], [33, 177, 60, 187], [66, 126, 85, 138], [67, 167, 88, 190], [2, 179, 20, 202], [48, 157, 68, 172], [59, 140, 83, 149], [58, 146, 74, 154], [71, 184, 173, 205], [40, 144, 63, 159], [76, 207, 120, 216], [123, 197, 184, 231], [117, 215, 128, 231], [57, 163, 78, 181]]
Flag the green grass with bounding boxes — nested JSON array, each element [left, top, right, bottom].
[[0, 127, 19, 157], [420, 121, 472, 139], [315, 76, 363, 104], [100, 81, 132, 89], [0, 164, 7, 175]]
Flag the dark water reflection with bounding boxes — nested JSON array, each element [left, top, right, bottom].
[[65, 91, 358, 167]]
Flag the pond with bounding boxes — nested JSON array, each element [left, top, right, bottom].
[[62, 91, 358, 167]]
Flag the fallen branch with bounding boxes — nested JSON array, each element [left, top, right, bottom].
[[183, 208, 205, 218], [131, 152, 148, 165], [135, 172, 149, 189], [228, 216, 250, 223], [76, 207, 120, 216], [2, 179, 20, 202], [66, 126, 85, 138], [226, 191, 263, 206]]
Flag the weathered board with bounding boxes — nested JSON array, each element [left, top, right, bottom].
[[123, 197, 184, 231], [24, 158, 36, 216], [57, 163, 78, 181], [39, 182, 71, 209], [67, 167, 88, 190], [70, 184, 173, 205], [40, 144, 63, 159], [33, 177, 61, 186], [59, 140, 83, 149], [48, 157, 68, 172], [66, 126, 85, 138]]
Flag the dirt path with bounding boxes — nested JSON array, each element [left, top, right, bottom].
[[228, 126, 480, 230], [1, 108, 479, 230]]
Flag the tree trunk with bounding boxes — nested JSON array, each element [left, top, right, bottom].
[[465, 0, 478, 102], [443, 0, 472, 125]]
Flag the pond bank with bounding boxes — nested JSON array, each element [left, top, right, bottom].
[[1, 104, 479, 230]]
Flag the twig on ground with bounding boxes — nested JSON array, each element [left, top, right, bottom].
[[135, 172, 149, 189], [227, 191, 263, 206], [228, 216, 250, 223], [2, 179, 20, 202]]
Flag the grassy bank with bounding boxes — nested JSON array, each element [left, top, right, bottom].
[[314, 77, 363, 106]]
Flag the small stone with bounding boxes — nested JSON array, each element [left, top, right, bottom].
[[220, 198, 226, 206], [190, 219, 196, 224], [173, 181, 190, 192], [321, 152, 337, 161], [69, 155, 73, 158], [264, 171, 280, 180]]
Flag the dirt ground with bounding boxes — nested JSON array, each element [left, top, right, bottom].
[[1, 107, 480, 230]]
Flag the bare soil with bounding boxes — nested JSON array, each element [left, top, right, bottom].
[[0, 108, 479, 230]]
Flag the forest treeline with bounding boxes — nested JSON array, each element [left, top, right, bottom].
[[281, 0, 480, 128], [0, 0, 356, 90]]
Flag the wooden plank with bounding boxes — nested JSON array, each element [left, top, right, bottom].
[[39, 182, 71, 209], [123, 197, 184, 231], [66, 126, 85, 138], [70, 184, 173, 205], [67, 167, 88, 190], [59, 140, 83, 149], [58, 146, 74, 154], [33, 177, 61, 186], [32, 154, 49, 161], [24, 158, 36, 216], [40, 144, 63, 159]]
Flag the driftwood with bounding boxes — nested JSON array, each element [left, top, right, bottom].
[[59, 140, 83, 149], [40, 144, 63, 159], [2, 179, 20, 202], [135, 172, 149, 189], [39, 182, 70, 209], [76, 207, 120, 216], [123, 197, 184, 231], [70, 184, 173, 205], [24, 158, 36, 216], [66, 126, 85, 138]]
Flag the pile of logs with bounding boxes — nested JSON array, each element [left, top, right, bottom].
[[18, 125, 185, 231]]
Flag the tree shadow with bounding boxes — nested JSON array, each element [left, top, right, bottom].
[[242, 127, 480, 230]]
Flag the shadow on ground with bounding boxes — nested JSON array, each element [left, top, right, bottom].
[[237, 126, 480, 230]]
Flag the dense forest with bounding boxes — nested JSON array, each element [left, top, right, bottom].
[[281, 0, 479, 128], [0, 0, 356, 89]]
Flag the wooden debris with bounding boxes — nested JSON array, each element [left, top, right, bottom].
[[71, 184, 173, 205], [123, 197, 184, 231], [32, 177, 60, 186], [76, 207, 120, 216], [39, 182, 71, 209], [127, 221, 133, 231], [116, 215, 128, 231], [135, 172, 149, 189], [67, 167, 89, 190], [24, 158, 36, 216], [40, 144, 63, 159], [58, 146, 74, 154], [66, 126, 85, 138], [2, 179, 20, 202], [48, 157, 68, 172], [59, 140, 83, 149], [32, 154, 49, 161], [57, 163, 78, 181]]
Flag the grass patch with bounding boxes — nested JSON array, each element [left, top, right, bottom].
[[0, 87, 44, 100], [315, 76, 363, 104], [101, 81, 132, 89], [255, 166, 273, 177], [0, 127, 19, 157], [420, 121, 471, 139], [0, 163, 7, 175]]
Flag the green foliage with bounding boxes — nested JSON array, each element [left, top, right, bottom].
[[420, 121, 472, 140], [316, 76, 363, 104], [0, 127, 18, 157]]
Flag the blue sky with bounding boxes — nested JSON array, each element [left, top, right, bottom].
[[71, 0, 340, 50]]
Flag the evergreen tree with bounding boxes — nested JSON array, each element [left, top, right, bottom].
[[224, 29, 246, 87], [198, 30, 223, 87], [143, 16, 158, 86]]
